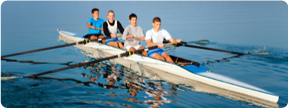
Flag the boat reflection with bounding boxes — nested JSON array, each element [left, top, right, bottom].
[[1, 54, 279, 108], [80, 57, 278, 108], [81, 60, 177, 108]]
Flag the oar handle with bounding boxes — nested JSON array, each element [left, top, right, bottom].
[[94, 28, 103, 31], [127, 36, 145, 40], [163, 42, 177, 47], [132, 37, 142, 40], [93, 28, 123, 38], [147, 42, 177, 49]]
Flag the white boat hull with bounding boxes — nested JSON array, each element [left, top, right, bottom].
[[57, 29, 278, 103]]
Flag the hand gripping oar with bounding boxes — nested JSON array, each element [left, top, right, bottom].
[[25, 42, 177, 78], [94, 28, 103, 31], [124, 36, 143, 40], [176, 42, 268, 55], [1, 35, 123, 59]]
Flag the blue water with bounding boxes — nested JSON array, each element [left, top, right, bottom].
[[1, 1, 287, 108]]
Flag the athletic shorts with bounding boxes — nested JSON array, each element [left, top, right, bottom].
[[148, 48, 164, 57], [125, 45, 141, 51], [105, 38, 119, 45], [83, 34, 103, 39]]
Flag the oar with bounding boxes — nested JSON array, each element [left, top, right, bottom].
[[86, 27, 123, 40], [2, 58, 73, 65], [1, 40, 89, 58], [131, 37, 209, 44], [123, 36, 142, 40], [188, 40, 209, 44], [177, 41, 268, 55], [90, 27, 123, 37], [94, 28, 103, 31], [25, 42, 177, 78], [132, 37, 142, 40], [1, 35, 123, 58], [163, 39, 209, 45]]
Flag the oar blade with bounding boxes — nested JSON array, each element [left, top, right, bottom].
[[1, 73, 23, 80], [250, 51, 269, 55], [1, 76, 22, 80]]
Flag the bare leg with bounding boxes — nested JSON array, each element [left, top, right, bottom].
[[129, 47, 136, 51], [90, 35, 98, 40], [162, 52, 174, 63], [90, 35, 104, 42], [99, 35, 105, 38], [108, 41, 124, 49], [97, 35, 105, 44], [108, 41, 119, 48], [137, 46, 148, 56], [151, 53, 165, 61], [117, 41, 124, 49]]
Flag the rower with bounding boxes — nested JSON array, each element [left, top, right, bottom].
[[84, 8, 105, 40], [145, 17, 181, 63], [122, 13, 148, 56], [103, 10, 125, 49]]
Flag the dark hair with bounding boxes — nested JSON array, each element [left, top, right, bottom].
[[129, 13, 137, 20], [91, 8, 99, 14], [153, 17, 161, 23]]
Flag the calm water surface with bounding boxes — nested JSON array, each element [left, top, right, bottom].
[[1, 1, 288, 108]]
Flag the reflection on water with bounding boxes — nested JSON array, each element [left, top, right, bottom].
[[1, 43, 282, 108], [68, 57, 277, 108], [80, 58, 177, 108], [1, 56, 279, 108]]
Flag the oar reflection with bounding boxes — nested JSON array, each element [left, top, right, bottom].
[[202, 55, 242, 66]]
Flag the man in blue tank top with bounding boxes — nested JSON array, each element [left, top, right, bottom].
[[84, 8, 105, 40]]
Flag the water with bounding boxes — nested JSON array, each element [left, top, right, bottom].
[[1, 1, 287, 108]]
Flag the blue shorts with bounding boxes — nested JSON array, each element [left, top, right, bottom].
[[105, 38, 119, 45], [148, 48, 164, 57]]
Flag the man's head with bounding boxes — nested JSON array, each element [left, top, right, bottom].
[[129, 13, 137, 26], [107, 10, 115, 21], [152, 17, 161, 31], [91, 8, 99, 19]]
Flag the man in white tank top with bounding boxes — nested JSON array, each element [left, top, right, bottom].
[[103, 10, 124, 49], [145, 17, 181, 63], [122, 13, 148, 56]]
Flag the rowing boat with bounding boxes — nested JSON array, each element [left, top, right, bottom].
[[57, 29, 278, 103]]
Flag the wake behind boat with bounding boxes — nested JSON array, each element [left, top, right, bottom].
[[57, 29, 278, 103]]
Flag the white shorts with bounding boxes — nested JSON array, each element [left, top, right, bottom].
[[125, 45, 141, 51]]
